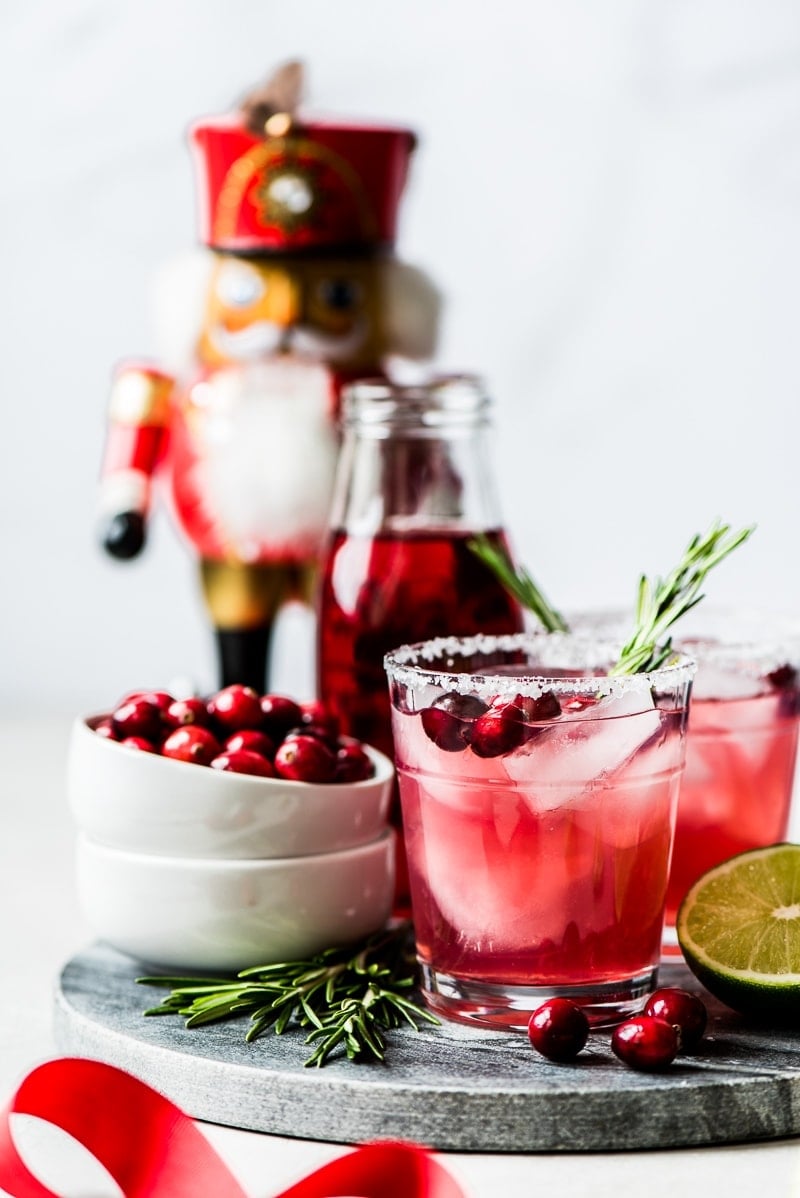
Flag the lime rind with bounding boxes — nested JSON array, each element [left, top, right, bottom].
[[677, 844, 800, 1017]]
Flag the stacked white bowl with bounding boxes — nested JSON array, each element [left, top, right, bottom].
[[67, 716, 396, 972]]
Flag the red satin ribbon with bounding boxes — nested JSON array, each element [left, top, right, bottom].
[[0, 1058, 465, 1198]]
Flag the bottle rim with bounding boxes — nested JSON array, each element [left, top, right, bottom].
[[341, 373, 491, 428]]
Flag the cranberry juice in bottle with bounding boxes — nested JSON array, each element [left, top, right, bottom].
[[317, 377, 525, 904], [319, 527, 522, 761]]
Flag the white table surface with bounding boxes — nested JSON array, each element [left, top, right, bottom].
[[2, 714, 800, 1198]]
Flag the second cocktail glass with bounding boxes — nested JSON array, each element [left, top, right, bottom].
[[385, 632, 695, 1030], [663, 609, 800, 951]]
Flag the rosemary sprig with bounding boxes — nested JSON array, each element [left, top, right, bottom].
[[137, 922, 438, 1068], [468, 534, 568, 633], [610, 520, 755, 675], [469, 520, 754, 674]]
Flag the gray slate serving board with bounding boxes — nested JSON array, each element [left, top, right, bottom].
[[54, 942, 800, 1153]]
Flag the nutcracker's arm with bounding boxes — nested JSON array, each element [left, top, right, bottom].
[[98, 364, 174, 560]]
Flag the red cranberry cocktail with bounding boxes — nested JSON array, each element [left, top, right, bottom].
[[385, 633, 695, 1030], [662, 612, 800, 951]]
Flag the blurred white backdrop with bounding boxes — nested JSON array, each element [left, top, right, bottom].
[[2, 0, 799, 712]]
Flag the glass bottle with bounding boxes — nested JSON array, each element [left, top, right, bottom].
[[316, 375, 525, 905]]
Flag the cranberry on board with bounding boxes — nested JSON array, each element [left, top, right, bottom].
[[274, 735, 337, 783], [210, 750, 275, 778], [111, 697, 164, 743], [162, 725, 221, 766], [643, 988, 707, 1051], [611, 1016, 679, 1072], [207, 685, 263, 733], [527, 999, 589, 1063]]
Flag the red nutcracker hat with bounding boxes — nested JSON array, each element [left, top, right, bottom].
[[190, 62, 417, 256]]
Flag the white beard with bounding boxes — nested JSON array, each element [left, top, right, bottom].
[[190, 360, 339, 561]]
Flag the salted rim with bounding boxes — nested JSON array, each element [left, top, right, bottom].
[[384, 632, 696, 699], [569, 606, 800, 674]]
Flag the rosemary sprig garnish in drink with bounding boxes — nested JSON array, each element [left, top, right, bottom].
[[610, 521, 754, 674], [468, 535, 568, 633], [137, 922, 438, 1067], [469, 519, 755, 673]]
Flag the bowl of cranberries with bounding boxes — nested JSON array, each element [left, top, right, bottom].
[[68, 686, 394, 859], [68, 684, 397, 970]]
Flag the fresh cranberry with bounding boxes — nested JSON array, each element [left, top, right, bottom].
[[224, 729, 276, 760], [207, 685, 263, 733], [767, 664, 798, 690], [274, 735, 337, 783], [469, 695, 528, 758], [334, 740, 375, 782], [119, 689, 174, 713], [94, 718, 118, 740], [521, 691, 562, 722], [112, 697, 164, 743], [643, 988, 707, 1051], [164, 697, 210, 730], [260, 694, 304, 738], [611, 1016, 679, 1071], [210, 750, 275, 778], [299, 701, 340, 740], [162, 725, 222, 766], [527, 998, 589, 1062], [119, 736, 157, 753], [767, 664, 800, 717], [421, 693, 488, 752], [283, 723, 340, 752]]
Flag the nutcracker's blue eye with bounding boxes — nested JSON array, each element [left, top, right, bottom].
[[216, 262, 265, 308]]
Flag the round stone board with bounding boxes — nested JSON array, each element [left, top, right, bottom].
[[54, 942, 800, 1153]]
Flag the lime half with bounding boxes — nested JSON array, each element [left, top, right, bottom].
[[677, 843, 800, 1021]]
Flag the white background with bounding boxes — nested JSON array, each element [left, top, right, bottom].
[[2, 0, 799, 713]]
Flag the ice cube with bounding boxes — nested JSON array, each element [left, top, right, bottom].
[[502, 685, 663, 804], [411, 784, 548, 948]]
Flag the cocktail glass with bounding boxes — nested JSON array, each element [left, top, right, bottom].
[[661, 609, 800, 954], [384, 632, 695, 1029]]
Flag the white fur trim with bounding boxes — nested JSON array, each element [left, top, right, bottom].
[[186, 361, 338, 558], [98, 470, 150, 516]]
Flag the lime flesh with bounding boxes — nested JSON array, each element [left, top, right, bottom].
[[677, 843, 800, 1021]]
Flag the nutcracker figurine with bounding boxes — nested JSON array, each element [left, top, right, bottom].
[[98, 63, 439, 690]]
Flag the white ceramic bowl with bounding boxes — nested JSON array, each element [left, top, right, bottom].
[[68, 716, 394, 859], [76, 830, 396, 971]]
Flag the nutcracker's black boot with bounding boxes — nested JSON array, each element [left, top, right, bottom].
[[215, 625, 271, 692]]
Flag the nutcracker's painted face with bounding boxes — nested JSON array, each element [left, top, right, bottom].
[[199, 254, 388, 370]]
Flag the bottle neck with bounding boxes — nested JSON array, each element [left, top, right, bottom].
[[329, 420, 504, 536]]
